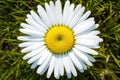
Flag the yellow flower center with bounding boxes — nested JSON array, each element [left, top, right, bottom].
[[44, 25, 75, 54]]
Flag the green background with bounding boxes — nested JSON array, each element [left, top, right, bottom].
[[0, 0, 120, 80]]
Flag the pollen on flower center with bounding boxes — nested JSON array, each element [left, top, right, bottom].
[[44, 25, 75, 54], [57, 34, 62, 41]]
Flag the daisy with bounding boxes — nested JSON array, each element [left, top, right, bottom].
[[18, 0, 103, 79]]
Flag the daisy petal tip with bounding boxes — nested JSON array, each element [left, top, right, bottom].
[[46, 75, 50, 79], [21, 50, 25, 53], [92, 59, 96, 62], [36, 70, 39, 74], [97, 31, 100, 34], [49, 1, 54, 5], [21, 51, 25, 53], [30, 67, 33, 69], [45, 3, 48, 6], [20, 23, 24, 26], [61, 74, 64, 76], [90, 64, 93, 66], [82, 6, 85, 9], [93, 21, 95, 24], [17, 37, 20, 40], [88, 10, 91, 14], [22, 56, 27, 60], [30, 10, 34, 14], [37, 5, 40, 7], [66, 0, 70, 2], [100, 38, 103, 42], [96, 24, 99, 28], [57, 0, 61, 4], [23, 58, 27, 61], [27, 60, 32, 64], [37, 5, 41, 9], [36, 66, 40, 75], [55, 76, 60, 80], [18, 44, 21, 47], [80, 69, 84, 73], [26, 14, 31, 17], [19, 29, 23, 32], [57, 0, 60, 1], [25, 18, 28, 22], [17, 36, 21, 40], [31, 66, 35, 69], [74, 73, 77, 77], [68, 76, 71, 79], [94, 52, 98, 55], [90, 17, 95, 21]]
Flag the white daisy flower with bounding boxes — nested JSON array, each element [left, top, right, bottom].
[[18, 0, 103, 79]]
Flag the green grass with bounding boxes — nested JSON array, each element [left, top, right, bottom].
[[0, 0, 120, 80]]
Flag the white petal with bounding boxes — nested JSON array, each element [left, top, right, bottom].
[[19, 29, 44, 37], [30, 10, 47, 29], [37, 5, 51, 28], [88, 30, 100, 36], [69, 52, 84, 72], [55, 55, 61, 79], [66, 4, 81, 27], [73, 48, 88, 60], [86, 17, 94, 21], [94, 24, 99, 28], [73, 20, 95, 35], [78, 30, 100, 37], [37, 52, 52, 75], [83, 53, 96, 62], [19, 42, 38, 47], [49, 1, 54, 9], [20, 23, 36, 31], [73, 48, 92, 66], [62, 55, 71, 79], [26, 18, 46, 32], [27, 48, 46, 64], [59, 55, 64, 76], [76, 38, 99, 46], [21, 43, 44, 53], [62, 0, 70, 25], [76, 35, 103, 43], [47, 55, 56, 78], [78, 11, 91, 23], [77, 58, 87, 70], [75, 44, 98, 55], [45, 3, 56, 25], [67, 56, 77, 77], [56, 73, 60, 79], [31, 61, 38, 69], [75, 24, 99, 35], [17, 36, 43, 41], [65, 4, 74, 26], [86, 45, 100, 49], [84, 24, 98, 35], [49, 1, 58, 24], [54, 55, 60, 79], [70, 7, 85, 28], [37, 50, 50, 65], [27, 14, 33, 20], [23, 46, 46, 60], [55, 0, 62, 24]]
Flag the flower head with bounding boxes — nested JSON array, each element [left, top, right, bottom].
[[18, 0, 103, 79]]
